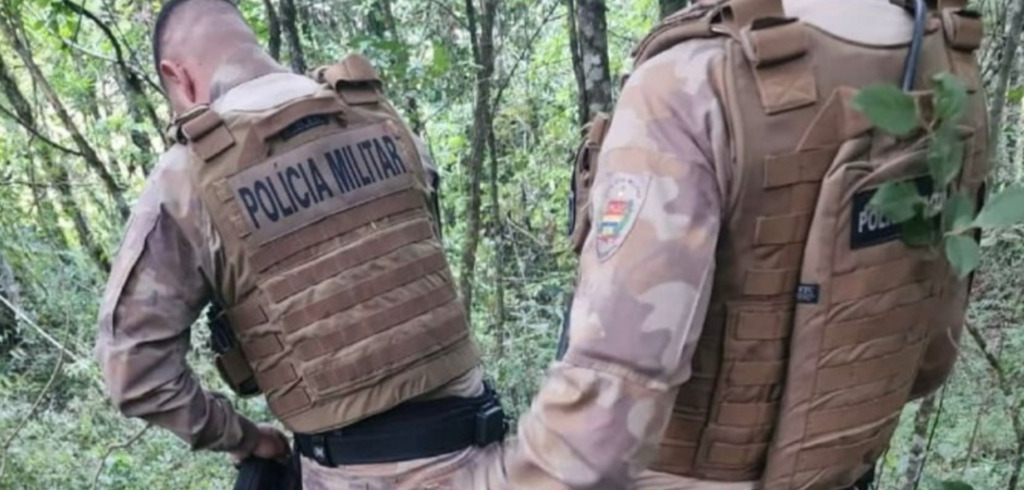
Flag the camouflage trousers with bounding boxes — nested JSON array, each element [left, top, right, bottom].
[[633, 471, 758, 490], [298, 440, 764, 489], [299, 441, 507, 490]]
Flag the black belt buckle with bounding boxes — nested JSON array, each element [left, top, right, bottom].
[[474, 400, 507, 446]]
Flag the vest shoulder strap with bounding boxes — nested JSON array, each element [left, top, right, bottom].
[[168, 104, 235, 162], [313, 53, 384, 106]]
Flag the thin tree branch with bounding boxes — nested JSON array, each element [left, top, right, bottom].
[[0, 10, 130, 219], [0, 103, 85, 157], [966, 322, 1010, 398], [0, 294, 85, 362], [0, 350, 64, 483], [90, 425, 152, 490]]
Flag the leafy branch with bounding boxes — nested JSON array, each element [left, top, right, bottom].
[[853, 73, 1024, 278]]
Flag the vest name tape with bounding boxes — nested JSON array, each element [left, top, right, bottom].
[[229, 123, 411, 245], [850, 174, 945, 250]]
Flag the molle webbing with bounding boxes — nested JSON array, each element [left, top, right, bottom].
[[179, 68, 478, 433]]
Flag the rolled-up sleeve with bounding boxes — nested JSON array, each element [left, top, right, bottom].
[[94, 147, 259, 453], [506, 39, 729, 489]]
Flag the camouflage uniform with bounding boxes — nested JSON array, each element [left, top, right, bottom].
[[503, 1, 918, 489], [95, 51, 505, 488]]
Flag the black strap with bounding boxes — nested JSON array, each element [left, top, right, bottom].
[[294, 384, 507, 466]]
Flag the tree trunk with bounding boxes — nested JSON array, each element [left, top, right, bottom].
[[987, 0, 1024, 181], [0, 54, 110, 272], [660, 0, 690, 19], [1010, 435, 1024, 490], [263, 0, 282, 61], [574, 0, 613, 121], [901, 395, 937, 490], [67, 0, 165, 162], [279, 0, 306, 74], [26, 162, 71, 253], [0, 250, 19, 355], [487, 118, 505, 357], [460, 0, 498, 321], [565, 0, 588, 126], [0, 13, 129, 220]]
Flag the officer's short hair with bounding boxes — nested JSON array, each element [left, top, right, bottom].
[[152, 0, 240, 84]]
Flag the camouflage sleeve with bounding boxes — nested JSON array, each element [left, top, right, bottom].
[[94, 147, 259, 454], [506, 39, 728, 489]]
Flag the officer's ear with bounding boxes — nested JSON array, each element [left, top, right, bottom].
[[159, 60, 198, 111]]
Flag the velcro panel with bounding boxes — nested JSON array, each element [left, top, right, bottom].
[[252, 96, 346, 142], [265, 218, 434, 302], [831, 259, 933, 304], [294, 279, 457, 362], [805, 389, 906, 437], [281, 249, 448, 333], [227, 299, 268, 331], [306, 302, 468, 395], [814, 348, 919, 393], [251, 189, 423, 272], [244, 334, 284, 360], [763, 148, 833, 189], [733, 308, 791, 341], [727, 361, 785, 386], [743, 269, 798, 296], [268, 386, 312, 416], [754, 213, 812, 245]]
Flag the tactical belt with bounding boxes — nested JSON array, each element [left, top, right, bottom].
[[294, 383, 507, 466]]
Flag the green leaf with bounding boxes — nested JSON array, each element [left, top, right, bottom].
[[972, 186, 1024, 229], [1008, 85, 1024, 103], [902, 214, 940, 247], [852, 84, 919, 136], [933, 73, 968, 124], [927, 125, 964, 187], [869, 181, 924, 224], [944, 235, 980, 279], [942, 191, 976, 233], [939, 480, 975, 490]]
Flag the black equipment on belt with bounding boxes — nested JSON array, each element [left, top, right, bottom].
[[294, 382, 508, 467], [207, 301, 260, 397], [233, 456, 302, 490]]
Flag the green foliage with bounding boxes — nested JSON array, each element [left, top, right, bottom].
[[858, 73, 1024, 278], [852, 84, 920, 136]]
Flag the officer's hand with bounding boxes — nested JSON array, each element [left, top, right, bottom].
[[231, 423, 291, 464]]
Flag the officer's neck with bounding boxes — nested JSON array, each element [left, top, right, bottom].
[[208, 45, 290, 102]]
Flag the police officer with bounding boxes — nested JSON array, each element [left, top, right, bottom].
[[502, 0, 988, 489], [94, 1, 507, 488]]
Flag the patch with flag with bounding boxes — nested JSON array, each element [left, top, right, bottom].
[[595, 173, 649, 261]]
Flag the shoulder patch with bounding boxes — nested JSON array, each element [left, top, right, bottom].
[[595, 173, 650, 261]]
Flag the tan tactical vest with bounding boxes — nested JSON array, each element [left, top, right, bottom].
[[570, 1, 988, 488], [169, 54, 480, 434]]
